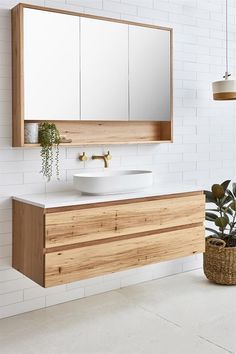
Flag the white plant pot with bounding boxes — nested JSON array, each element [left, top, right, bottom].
[[24, 123, 39, 144]]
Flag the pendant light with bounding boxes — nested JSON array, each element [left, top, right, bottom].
[[212, 0, 236, 100]]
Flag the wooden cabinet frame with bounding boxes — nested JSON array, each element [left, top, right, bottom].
[[12, 3, 173, 147], [13, 192, 205, 287]]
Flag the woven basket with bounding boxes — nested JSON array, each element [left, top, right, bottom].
[[204, 237, 236, 285]]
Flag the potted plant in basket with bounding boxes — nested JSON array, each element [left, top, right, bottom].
[[204, 180, 236, 285]]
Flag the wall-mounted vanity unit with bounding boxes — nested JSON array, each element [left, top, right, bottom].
[[12, 3, 173, 146], [13, 187, 205, 287]]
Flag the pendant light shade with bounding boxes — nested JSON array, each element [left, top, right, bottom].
[[212, 0, 236, 100], [212, 79, 236, 100]]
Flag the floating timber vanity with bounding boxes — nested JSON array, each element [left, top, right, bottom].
[[12, 185, 205, 288]]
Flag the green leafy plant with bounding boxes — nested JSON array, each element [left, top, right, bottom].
[[39, 122, 60, 181], [205, 180, 236, 247]]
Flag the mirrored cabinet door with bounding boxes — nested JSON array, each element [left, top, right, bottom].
[[129, 25, 171, 121], [81, 18, 129, 121], [23, 9, 80, 120]]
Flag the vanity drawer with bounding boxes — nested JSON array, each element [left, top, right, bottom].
[[45, 194, 205, 248], [45, 225, 205, 287]]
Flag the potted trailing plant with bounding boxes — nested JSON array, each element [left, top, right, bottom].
[[39, 122, 60, 182], [204, 180, 236, 284]]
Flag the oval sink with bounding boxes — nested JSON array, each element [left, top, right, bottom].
[[73, 170, 153, 195]]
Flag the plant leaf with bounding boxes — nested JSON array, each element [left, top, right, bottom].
[[204, 190, 216, 203], [221, 195, 233, 205], [222, 207, 233, 216], [205, 212, 218, 221], [215, 217, 228, 228], [221, 180, 231, 191], [230, 201, 236, 211], [205, 228, 220, 236], [212, 184, 225, 199], [232, 183, 236, 197], [226, 189, 234, 199], [223, 213, 229, 223]]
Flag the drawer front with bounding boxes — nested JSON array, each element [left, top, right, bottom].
[[45, 194, 205, 248], [45, 225, 205, 287]]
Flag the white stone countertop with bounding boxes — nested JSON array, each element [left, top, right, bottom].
[[12, 184, 203, 209]]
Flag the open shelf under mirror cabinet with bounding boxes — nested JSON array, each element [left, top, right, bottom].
[[12, 3, 173, 147]]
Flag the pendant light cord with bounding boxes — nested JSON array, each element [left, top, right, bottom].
[[225, 0, 230, 78], [226, 0, 228, 74]]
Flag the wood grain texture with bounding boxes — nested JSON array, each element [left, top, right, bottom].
[[15, 3, 172, 31], [213, 92, 236, 100], [12, 2, 173, 147], [24, 120, 171, 145], [12, 4, 24, 147], [45, 225, 205, 287], [13, 192, 205, 288], [45, 222, 203, 254], [12, 200, 45, 286], [160, 121, 172, 141], [45, 194, 205, 248]]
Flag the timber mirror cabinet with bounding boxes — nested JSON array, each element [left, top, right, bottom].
[[12, 3, 173, 147]]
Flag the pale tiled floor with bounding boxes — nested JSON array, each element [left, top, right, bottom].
[[0, 269, 235, 354]]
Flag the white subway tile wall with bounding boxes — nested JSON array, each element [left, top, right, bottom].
[[0, 0, 236, 319]]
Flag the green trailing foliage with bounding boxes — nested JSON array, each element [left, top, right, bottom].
[[204, 180, 236, 247], [39, 122, 60, 182]]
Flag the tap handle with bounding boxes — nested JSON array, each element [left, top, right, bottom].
[[106, 151, 112, 160], [79, 152, 88, 162]]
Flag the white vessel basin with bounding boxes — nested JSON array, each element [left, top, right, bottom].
[[73, 170, 153, 195]]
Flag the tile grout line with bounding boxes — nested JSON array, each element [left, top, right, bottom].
[[198, 335, 234, 354], [115, 268, 234, 354], [139, 304, 182, 328], [117, 287, 234, 354], [120, 288, 234, 354], [115, 287, 181, 329]]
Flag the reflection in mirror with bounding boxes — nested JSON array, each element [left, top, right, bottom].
[[81, 18, 129, 121], [24, 8, 80, 120], [129, 25, 171, 121], [22, 7, 171, 123]]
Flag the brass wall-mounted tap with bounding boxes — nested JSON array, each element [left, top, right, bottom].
[[92, 151, 112, 168], [79, 152, 88, 162]]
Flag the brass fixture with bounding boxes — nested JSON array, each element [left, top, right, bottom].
[[92, 151, 112, 168], [79, 152, 88, 162]]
